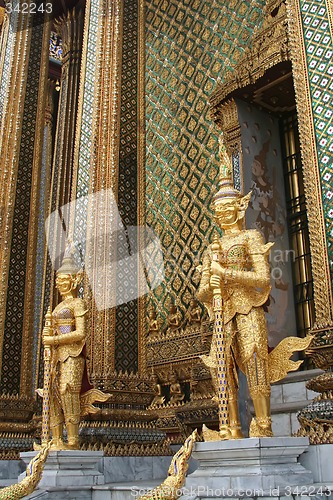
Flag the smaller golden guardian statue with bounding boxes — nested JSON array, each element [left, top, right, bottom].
[[39, 245, 109, 450], [197, 138, 312, 440]]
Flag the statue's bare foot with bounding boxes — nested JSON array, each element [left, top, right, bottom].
[[65, 441, 80, 450], [229, 426, 244, 439], [219, 425, 232, 440], [202, 424, 232, 441], [249, 417, 273, 438]]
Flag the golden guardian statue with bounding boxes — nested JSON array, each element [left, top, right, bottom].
[[197, 138, 312, 440], [39, 245, 110, 450]]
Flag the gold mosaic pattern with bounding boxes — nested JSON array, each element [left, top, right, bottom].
[[145, 0, 265, 321], [286, 0, 333, 329], [296, 0, 333, 282], [0, 17, 48, 395], [0, 13, 32, 382], [115, 0, 139, 372]]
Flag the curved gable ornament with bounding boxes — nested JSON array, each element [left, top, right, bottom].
[[208, 0, 333, 344], [210, 0, 289, 121]]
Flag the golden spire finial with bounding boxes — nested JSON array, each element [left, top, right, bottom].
[[213, 136, 240, 203], [56, 240, 80, 275], [218, 135, 233, 181]]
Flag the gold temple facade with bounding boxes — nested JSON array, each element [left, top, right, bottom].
[[0, 0, 332, 457]]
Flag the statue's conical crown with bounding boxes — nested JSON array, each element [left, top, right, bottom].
[[213, 137, 241, 203], [57, 241, 80, 275]]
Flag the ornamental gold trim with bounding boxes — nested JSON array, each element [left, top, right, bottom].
[[325, 0, 333, 38], [0, 12, 33, 374], [286, 0, 333, 330], [20, 17, 52, 397], [85, 0, 123, 375], [138, 0, 146, 373], [210, 1, 289, 114]]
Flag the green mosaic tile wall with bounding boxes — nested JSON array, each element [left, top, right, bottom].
[[145, 0, 266, 321], [299, 0, 333, 281]]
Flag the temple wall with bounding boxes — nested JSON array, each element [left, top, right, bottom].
[[238, 101, 298, 346], [286, 0, 333, 329], [145, 0, 266, 323], [293, 0, 333, 281]]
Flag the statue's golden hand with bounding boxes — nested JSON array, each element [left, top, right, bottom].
[[210, 274, 222, 290], [42, 326, 51, 338], [211, 261, 226, 279], [43, 335, 56, 346]]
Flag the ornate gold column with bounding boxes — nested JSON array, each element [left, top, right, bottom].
[[137, 0, 147, 373], [47, 6, 85, 291], [71, 0, 147, 382], [286, 0, 333, 336], [0, 2, 51, 416], [33, 80, 56, 393], [71, 0, 124, 379]]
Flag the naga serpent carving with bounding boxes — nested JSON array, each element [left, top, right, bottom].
[[0, 441, 51, 500], [138, 429, 197, 499]]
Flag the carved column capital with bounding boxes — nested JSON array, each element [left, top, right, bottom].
[[54, 6, 84, 71]]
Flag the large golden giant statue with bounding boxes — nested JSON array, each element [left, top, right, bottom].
[[40, 245, 109, 450], [197, 138, 312, 440]]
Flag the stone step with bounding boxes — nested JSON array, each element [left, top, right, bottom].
[[22, 480, 160, 500], [93, 480, 161, 499], [0, 478, 16, 487]]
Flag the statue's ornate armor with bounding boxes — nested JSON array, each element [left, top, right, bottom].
[[52, 299, 86, 362], [197, 141, 312, 440], [50, 298, 87, 428], [197, 229, 272, 410], [198, 229, 271, 324]]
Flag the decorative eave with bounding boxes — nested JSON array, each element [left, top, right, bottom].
[[210, 1, 289, 120]]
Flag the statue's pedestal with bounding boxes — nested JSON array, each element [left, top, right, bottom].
[[183, 437, 313, 498], [19, 450, 104, 488], [299, 443, 333, 483]]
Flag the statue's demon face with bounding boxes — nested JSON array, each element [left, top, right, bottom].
[[55, 274, 74, 295], [214, 198, 239, 228], [214, 191, 251, 229]]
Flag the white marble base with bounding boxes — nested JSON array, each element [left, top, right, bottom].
[[101, 455, 173, 483], [183, 437, 313, 498], [19, 450, 105, 488], [93, 480, 161, 500], [299, 444, 333, 483]]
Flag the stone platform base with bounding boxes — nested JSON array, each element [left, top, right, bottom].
[[23, 480, 160, 499], [299, 444, 333, 483], [20, 450, 104, 488], [4, 440, 332, 499], [183, 437, 314, 498]]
